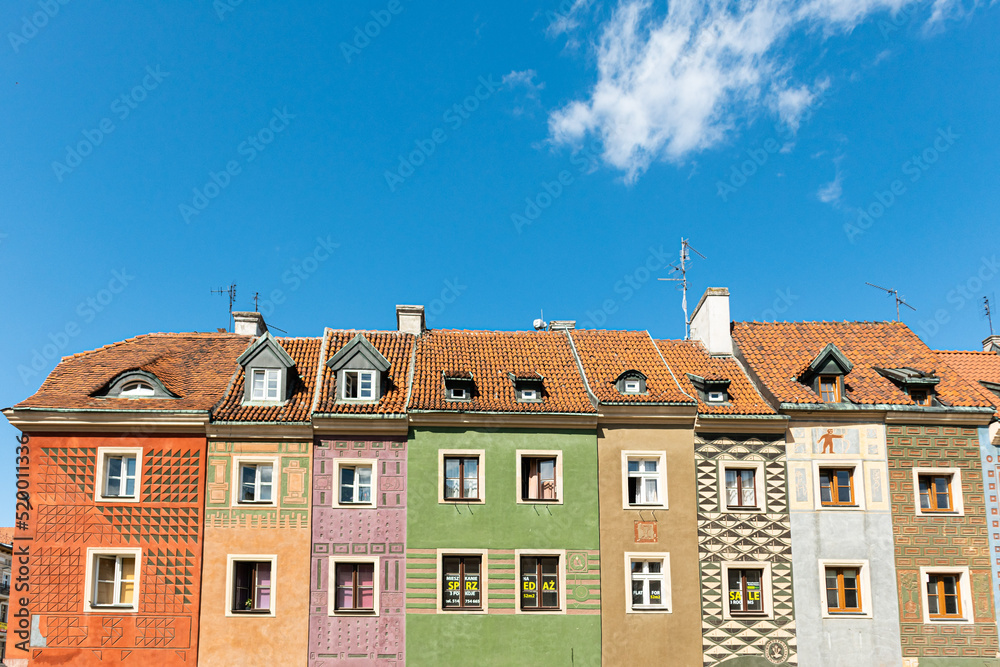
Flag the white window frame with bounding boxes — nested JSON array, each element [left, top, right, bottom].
[[818, 559, 873, 619], [448, 386, 468, 400], [812, 460, 866, 510], [438, 449, 486, 504], [232, 456, 279, 506], [94, 447, 143, 503], [84, 547, 142, 613], [250, 368, 281, 402], [707, 390, 727, 403], [341, 369, 377, 401], [624, 552, 671, 614], [518, 388, 539, 401], [225, 554, 277, 617], [332, 458, 377, 508], [621, 451, 667, 509], [515, 450, 563, 505], [436, 549, 489, 615], [721, 561, 774, 620], [329, 555, 380, 617], [514, 549, 566, 615], [919, 566, 973, 624], [623, 379, 641, 394], [912, 467, 964, 516], [120, 381, 155, 397], [718, 460, 766, 513]]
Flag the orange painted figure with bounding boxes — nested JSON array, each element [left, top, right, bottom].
[[818, 429, 843, 454]]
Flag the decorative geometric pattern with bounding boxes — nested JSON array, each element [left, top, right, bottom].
[[143, 548, 197, 613], [38, 447, 96, 503], [33, 547, 81, 612], [144, 449, 200, 504], [44, 615, 88, 647], [888, 424, 1000, 660], [136, 617, 176, 647], [101, 617, 123, 646], [696, 436, 797, 666]]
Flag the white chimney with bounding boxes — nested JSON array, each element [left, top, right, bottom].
[[232, 311, 267, 336], [984, 335, 1000, 353], [396, 305, 425, 335], [689, 287, 733, 356]]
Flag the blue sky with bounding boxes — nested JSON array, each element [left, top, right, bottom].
[[1, 0, 998, 519]]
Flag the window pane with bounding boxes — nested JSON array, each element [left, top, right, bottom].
[[340, 467, 355, 503], [358, 564, 374, 587], [631, 576, 644, 606], [745, 570, 762, 611], [627, 477, 639, 504], [647, 561, 660, 574], [927, 580, 939, 614], [358, 467, 371, 485], [98, 557, 116, 581], [259, 483, 272, 502], [96, 582, 114, 604], [521, 558, 538, 608], [463, 478, 478, 498], [119, 579, 134, 605], [627, 460, 639, 473], [728, 569, 742, 611], [260, 465, 272, 483], [644, 479, 658, 503], [444, 458, 459, 479], [648, 579, 662, 605], [242, 465, 256, 486], [359, 585, 374, 609], [643, 459, 657, 472], [935, 478, 950, 509], [464, 458, 478, 479], [942, 576, 957, 596], [444, 479, 460, 499], [836, 471, 852, 503]]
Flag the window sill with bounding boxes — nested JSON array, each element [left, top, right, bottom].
[[88, 605, 137, 613], [819, 504, 860, 509], [97, 496, 140, 502], [230, 609, 272, 615], [724, 506, 761, 512], [237, 501, 277, 506], [629, 605, 670, 613], [519, 498, 561, 503], [332, 608, 376, 615], [440, 498, 484, 503]]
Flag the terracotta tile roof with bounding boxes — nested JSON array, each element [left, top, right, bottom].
[[0, 527, 14, 545], [935, 350, 1000, 416], [732, 321, 993, 408], [408, 330, 595, 413], [655, 339, 777, 415], [315, 330, 414, 415], [14, 333, 252, 412], [569, 330, 694, 405], [212, 337, 323, 422]]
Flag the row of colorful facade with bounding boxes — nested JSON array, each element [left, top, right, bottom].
[[5, 290, 1000, 666]]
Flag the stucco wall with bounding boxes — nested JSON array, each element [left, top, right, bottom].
[[197, 440, 311, 667], [8, 433, 205, 667], [309, 436, 406, 666], [597, 424, 702, 667], [978, 426, 1000, 646], [405, 427, 600, 666], [786, 422, 903, 667]]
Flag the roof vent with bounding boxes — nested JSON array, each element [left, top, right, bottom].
[[396, 305, 425, 336], [232, 311, 267, 337], [984, 335, 1000, 353], [548, 320, 576, 331]]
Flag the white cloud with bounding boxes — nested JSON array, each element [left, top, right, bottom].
[[546, 0, 593, 38], [503, 70, 546, 98], [817, 171, 843, 203], [548, 0, 983, 181]]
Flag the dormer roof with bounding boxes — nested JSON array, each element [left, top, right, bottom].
[[236, 331, 296, 369], [327, 333, 392, 373]]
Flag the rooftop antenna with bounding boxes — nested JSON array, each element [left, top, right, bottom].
[[211, 282, 237, 331], [984, 296, 994, 336], [533, 309, 547, 331], [252, 291, 261, 312], [658, 238, 706, 339], [865, 282, 915, 321]]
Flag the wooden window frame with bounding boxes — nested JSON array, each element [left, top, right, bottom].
[[920, 567, 972, 624], [913, 468, 963, 516], [624, 552, 672, 614], [225, 554, 277, 617], [818, 560, 872, 618], [515, 450, 563, 505], [436, 549, 488, 614], [722, 561, 773, 620], [818, 375, 841, 403], [438, 450, 486, 504], [517, 554, 562, 613], [329, 556, 380, 616], [441, 556, 483, 611], [819, 467, 855, 507], [724, 467, 757, 509], [909, 388, 931, 405]]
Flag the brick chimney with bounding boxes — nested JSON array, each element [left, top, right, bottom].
[[690, 288, 733, 356], [396, 305, 425, 336], [232, 311, 268, 337]]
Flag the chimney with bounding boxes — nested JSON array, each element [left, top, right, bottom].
[[984, 335, 1000, 353], [689, 287, 733, 356], [232, 311, 268, 337], [548, 320, 576, 331], [396, 305, 425, 335]]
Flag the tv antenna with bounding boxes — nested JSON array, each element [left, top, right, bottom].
[[865, 282, 915, 321], [659, 238, 706, 339], [211, 282, 237, 331], [252, 291, 261, 312], [985, 296, 994, 336]]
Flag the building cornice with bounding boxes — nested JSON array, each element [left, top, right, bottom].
[[596, 404, 697, 426], [2, 407, 209, 433], [695, 413, 789, 435], [312, 413, 410, 435], [207, 422, 313, 441], [407, 411, 598, 430]]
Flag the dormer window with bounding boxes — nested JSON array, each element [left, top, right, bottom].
[[874, 367, 941, 407], [687, 374, 731, 405], [327, 333, 392, 405], [450, 387, 468, 400], [615, 370, 647, 395], [251, 369, 281, 401], [343, 370, 376, 400], [910, 389, 930, 406], [509, 372, 545, 403], [800, 344, 854, 405], [94, 370, 177, 400], [624, 380, 641, 394], [238, 332, 297, 405], [119, 381, 154, 398], [520, 388, 538, 401], [819, 376, 840, 403], [443, 371, 475, 402], [707, 391, 726, 403]]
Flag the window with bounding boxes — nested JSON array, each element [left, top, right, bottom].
[[819, 468, 855, 506], [910, 389, 930, 405], [622, 452, 666, 507], [239, 463, 273, 503], [825, 567, 862, 614], [333, 562, 376, 613], [725, 468, 757, 509], [517, 451, 562, 503], [625, 553, 671, 613], [343, 370, 376, 400], [0, 603, 6, 623], [707, 390, 727, 403], [449, 387, 468, 400], [440, 451, 485, 502], [728, 568, 764, 615], [913, 468, 963, 515], [85, 548, 141, 613], [519, 388, 538, 401], [95, 448, 143, 503], [623, 379, 641, 394], [520, 555, 560, 611], [819, 376, 840, 402], [119, 381, 154, 397], [920, 567, 972, 623], [230, 560, 273, 614], [251, 368, 281, 401], [331, 459, 377, 508], [442, 556, 482, 610]]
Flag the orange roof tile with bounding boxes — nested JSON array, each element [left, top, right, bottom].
[[315, 330, 414, 415], [408, 330, 595, 413], [212, 337, 323, 422], [732, 321, 993, 408], [935, 349, 1000, 416], [569, 330, 694, 405], [14, 333, 252, 412], [655, 339, 777, 415]]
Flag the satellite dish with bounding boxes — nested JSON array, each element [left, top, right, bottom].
[[533, 318, 547, 331]]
